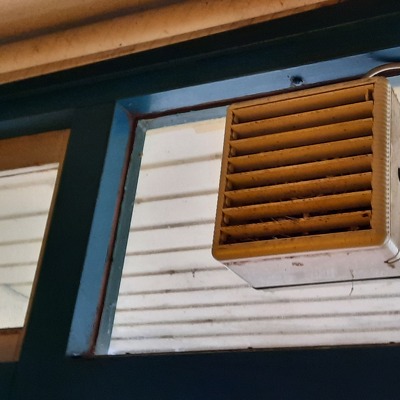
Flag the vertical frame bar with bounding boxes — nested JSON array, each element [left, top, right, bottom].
[[67, 104, 133, 355], [13, 103, 129, 398]]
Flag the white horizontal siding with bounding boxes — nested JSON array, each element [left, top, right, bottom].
[[118, 268, 242, 295], [109, 117, 400, 355], [112, 314, 400, 339], [0, 242, 43, 267], [116, 279, 400, 310], [110, 331, 400, 354], [139, 119, 225, 168], [134, 159, 221, 201], [0, 185, 55, 218], [0, 284, 31, 329], [0, 215, 48, 243], [0, 166, 57, 190], [131, 193, 217, 229], [122, 248, 222, 276], [126, 223, 215, 254], [114, 291, 400, 325], [0, 265, 36, 284], [0, 165, 58, 328]]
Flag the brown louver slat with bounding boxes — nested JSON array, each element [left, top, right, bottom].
[[230, 119, 373, 155], [225, 173, 372, 206], [221, 211, 372, 240], [231, 102, 373, 139], [232, 85, 374, 123], [228, 136, 372, 172], [223, 191, 372, 223], [226, 155, 372, 189]]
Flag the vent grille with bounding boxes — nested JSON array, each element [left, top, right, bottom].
[[213, 79, 390, 261]]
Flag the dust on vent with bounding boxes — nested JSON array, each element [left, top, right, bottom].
[[106, 111, 400, 355]]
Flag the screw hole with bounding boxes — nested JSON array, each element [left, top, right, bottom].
[[290, 76, 304, 87]]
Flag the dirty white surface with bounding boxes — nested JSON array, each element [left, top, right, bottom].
[[108, 117, 400, 355]]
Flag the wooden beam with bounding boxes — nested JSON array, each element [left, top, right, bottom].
[[0, 0, 339, 84], [0, 329, 21, 362], [0, 130, 69, 172], [0, 0, 175, 41]]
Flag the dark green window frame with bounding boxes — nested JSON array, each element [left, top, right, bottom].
[[1, 2, 400, 399]]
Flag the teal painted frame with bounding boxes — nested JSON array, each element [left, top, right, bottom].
[[1, 2, 400, 399], [67, 104, 133, 356]]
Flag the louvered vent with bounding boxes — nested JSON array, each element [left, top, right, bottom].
[[213, 78, 400, 288]]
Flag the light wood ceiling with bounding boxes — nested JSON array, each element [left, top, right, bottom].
[[0, 0, 177, 43], [0, 0, 340, 83]]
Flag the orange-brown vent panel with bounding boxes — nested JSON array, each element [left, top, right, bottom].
[[213, 79, 391, 261]]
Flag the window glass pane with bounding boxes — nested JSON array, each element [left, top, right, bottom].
[[107, 114, 400, 355], [0, 164, 58, 328], [0, 130, 68, 361]]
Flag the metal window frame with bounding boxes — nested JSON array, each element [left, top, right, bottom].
[[1, 2, 400, 399]]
